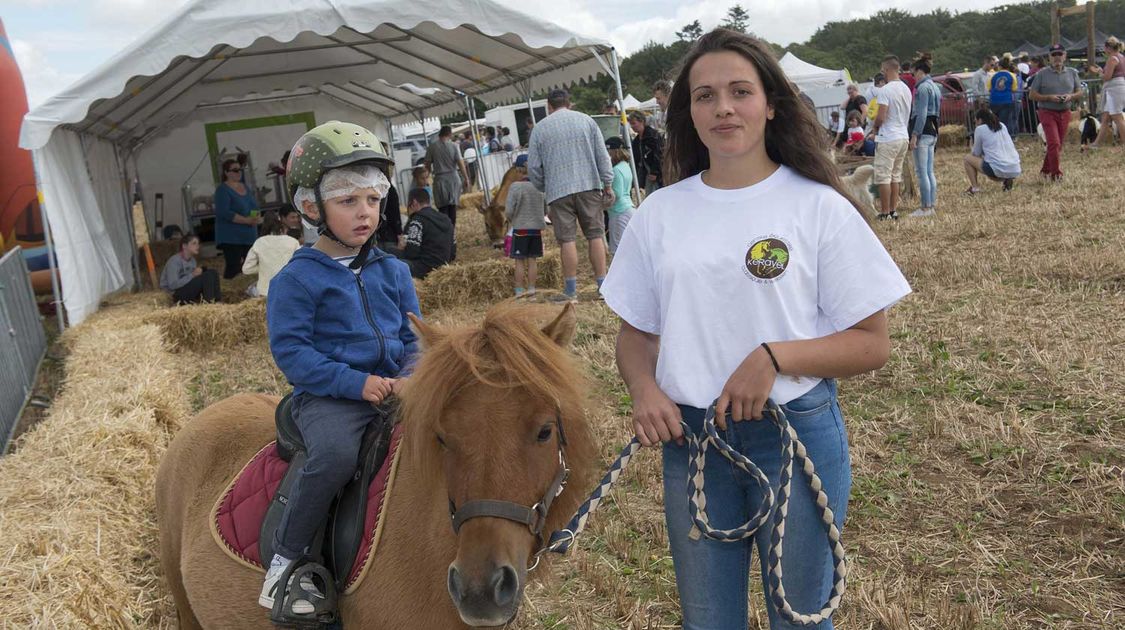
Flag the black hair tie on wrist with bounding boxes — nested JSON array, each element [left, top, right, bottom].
[[760, 342, 781, 374]]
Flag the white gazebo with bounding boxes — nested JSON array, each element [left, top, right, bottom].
[[778, 52, 853, 128], [21, 0, 634, 326]]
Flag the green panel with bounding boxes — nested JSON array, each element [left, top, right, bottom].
[[205, 112, 317, 184]]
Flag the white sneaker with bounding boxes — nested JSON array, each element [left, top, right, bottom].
[[259, 556, 322, 614], [909, 208, 936, 218]]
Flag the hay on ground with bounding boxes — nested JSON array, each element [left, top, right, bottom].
[[143, 297, 267, 350], [0, 309, 188, 627], [459, 191, 486, 213], [416, 252, 561, 312]]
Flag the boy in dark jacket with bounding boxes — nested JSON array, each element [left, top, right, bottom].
[[262, 122, 421, 615], [393, 187, 454, 279]]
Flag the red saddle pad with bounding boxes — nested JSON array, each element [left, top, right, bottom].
[[212, 424, 403, 590]]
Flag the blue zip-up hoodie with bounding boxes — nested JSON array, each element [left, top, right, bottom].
[[267, 246, 421, 400], [911, 75, 942, 138]]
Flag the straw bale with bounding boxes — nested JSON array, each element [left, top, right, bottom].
[[416, 252, 561, 312], [937, 124, 968, 149], [0, 312, 188, 627], [142, 297, 267, 351], [459, 191, 486, 212]]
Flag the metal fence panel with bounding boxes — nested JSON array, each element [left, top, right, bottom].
[[0, 247, 48, 453]]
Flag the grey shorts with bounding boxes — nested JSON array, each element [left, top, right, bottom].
[[547, 189, 606, 243]]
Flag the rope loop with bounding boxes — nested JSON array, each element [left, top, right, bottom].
[[546, 399, 848, 625]]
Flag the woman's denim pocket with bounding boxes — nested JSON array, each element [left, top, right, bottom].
[[779, 379, 835, 418]]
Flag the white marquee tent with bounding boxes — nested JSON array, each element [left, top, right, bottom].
[[20, 0, 629, 326], [778, 52, 853, 128]]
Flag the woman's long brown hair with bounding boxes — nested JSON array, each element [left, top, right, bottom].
[[663, 28, 866, 217]]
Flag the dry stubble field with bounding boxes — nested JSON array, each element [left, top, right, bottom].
[[1, 137, 1122, 629]]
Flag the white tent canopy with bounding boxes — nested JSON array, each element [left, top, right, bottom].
[[620, 94, 642, 109], [778, 52, 851, 92], [20, 0, 623, 326], [779, 52, 852, 129]]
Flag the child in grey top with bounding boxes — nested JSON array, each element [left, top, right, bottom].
[[505, 155, 547, 296], [504, 179, 547, 230]]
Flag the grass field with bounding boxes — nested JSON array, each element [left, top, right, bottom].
[[4, 137, 1123, 629]]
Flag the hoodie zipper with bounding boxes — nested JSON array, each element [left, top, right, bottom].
[[353, 258, 388, 372]]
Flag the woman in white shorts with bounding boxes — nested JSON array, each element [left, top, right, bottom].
[[1089, 36, 1125, 148]]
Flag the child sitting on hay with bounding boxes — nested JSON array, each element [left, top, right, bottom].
[[262, 121, 422, 616]]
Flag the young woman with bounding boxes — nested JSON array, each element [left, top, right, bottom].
[[909, 58, 941, 217], [1087, 36, 1125, 149], [604, 136, 635, 254], [600, 29, 911, 629], [213, 158, 262, 279], [964, 109, 1021, 193]]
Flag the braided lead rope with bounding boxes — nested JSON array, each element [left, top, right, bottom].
[[687, 402, 847, 625], [545, 438, 642, 554], [543, 402, 846, 626]]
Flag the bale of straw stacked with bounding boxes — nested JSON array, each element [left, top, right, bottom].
[[143, 297, 267, 350], [416, 252, 561, 312], [459, 191, 486, 213], [937, 124, 968, 149], [0, 308, 188, 626]]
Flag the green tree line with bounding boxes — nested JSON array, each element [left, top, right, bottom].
[[564, 1, 1125, 113]]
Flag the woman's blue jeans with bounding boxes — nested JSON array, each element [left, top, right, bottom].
[[662, 379, 851, 630], [913, 135, 937, 209]]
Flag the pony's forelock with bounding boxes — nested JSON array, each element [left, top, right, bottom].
[[401, 303, 593, 482]]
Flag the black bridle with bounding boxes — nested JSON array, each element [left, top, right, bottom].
[[447, 414, 570, 554]]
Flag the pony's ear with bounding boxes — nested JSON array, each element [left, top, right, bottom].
[[408, 313, 444, 347], [541, 302, 577, 347]]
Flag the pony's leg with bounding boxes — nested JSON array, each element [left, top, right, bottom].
[[180, 512, 276, 629], [160, 543, 202, 630]]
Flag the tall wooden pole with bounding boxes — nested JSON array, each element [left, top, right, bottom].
[[1051, 4, 1061, 45], [1087, 2, 1097, 64]]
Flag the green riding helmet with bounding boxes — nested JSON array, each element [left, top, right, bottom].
[[285, 121, 394, 202]]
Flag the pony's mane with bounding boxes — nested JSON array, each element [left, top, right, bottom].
[[401, 303, 585, 431]]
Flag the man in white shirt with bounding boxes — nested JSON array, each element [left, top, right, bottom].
[[868, 55, 914, 219]]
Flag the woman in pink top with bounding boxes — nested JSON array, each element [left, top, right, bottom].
[[1087, 36, 1125, 149]]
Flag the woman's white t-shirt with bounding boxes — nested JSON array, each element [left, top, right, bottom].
[[600, 165, 911, 408]]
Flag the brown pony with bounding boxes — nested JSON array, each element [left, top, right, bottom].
[[480, 166, 526, 247], [156, 303, 597, 628]]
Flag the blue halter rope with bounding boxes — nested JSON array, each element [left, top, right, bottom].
[[541, 400, 847, 626]]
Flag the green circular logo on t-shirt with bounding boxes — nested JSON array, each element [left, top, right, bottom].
[[745, 238, 790, 281]]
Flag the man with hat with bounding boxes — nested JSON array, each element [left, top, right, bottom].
[[1029, 44, 1083, 181]]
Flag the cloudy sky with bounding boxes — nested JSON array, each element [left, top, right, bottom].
[[3, 0, 1019, 108]]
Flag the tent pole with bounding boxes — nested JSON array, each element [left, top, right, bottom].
[[30, 152, 65, 332], [116, 146, 143, 291], [523, 79, 537, 123], [609, 48, 643, 203], [462, 93, 490, 206]]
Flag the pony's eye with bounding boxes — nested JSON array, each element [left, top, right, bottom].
[[436, 434, 447, 448], [536, 424, 553, 442]]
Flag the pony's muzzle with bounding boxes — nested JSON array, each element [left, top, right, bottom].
[[447, 562, 521, 626]]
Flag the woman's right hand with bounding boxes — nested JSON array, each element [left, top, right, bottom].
[[631, 382, 683, 447]]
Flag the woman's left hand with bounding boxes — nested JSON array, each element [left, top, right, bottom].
[[714, 345, 777, 429]]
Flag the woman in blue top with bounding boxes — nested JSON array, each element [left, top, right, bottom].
[[908, 57, 941, 217], [214, 158, 262, 279]]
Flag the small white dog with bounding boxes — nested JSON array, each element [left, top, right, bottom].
[[840, 164, 876, 217]]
